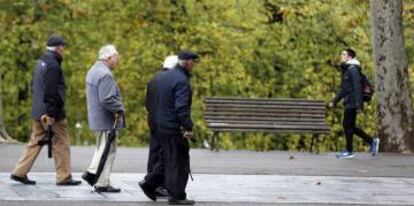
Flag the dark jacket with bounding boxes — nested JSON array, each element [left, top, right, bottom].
[[155, 66, 193, 132], [31, 51, 66, 120], [145, 69, 167, 130], [333, 59, 363, 109]]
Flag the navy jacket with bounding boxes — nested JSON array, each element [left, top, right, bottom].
[[31, 51, 66, 120], [333, 59, 363, 109], [145, 69, 167, 130], [155, 66, 193, 132]]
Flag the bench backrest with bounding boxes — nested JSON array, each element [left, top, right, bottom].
[[204, 97, 330, 134]]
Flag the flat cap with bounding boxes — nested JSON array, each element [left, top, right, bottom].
[[47, 36, 66, 47], [178, 50, 199, 60]]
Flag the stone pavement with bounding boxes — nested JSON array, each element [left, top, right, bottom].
[[1, 143, 414, 205], [1, 173, 414, 205], [2, 144, 414, 177]]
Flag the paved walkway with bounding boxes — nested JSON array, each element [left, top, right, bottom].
[[1, 173, 414, 205], [2, 144, 414, 177], [1, 143, 414, 205]]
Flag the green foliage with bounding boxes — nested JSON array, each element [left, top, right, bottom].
[[0, 0, 413, 151]]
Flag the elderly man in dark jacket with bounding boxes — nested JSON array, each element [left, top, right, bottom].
[[139, 51, 198, 205], [331, 48, 379, 159], [144, 55, 178, 199], [10, 36, 81, 186]]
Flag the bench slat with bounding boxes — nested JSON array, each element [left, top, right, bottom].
[[205, 120, 329, 126], [204, 116, 326, 122], [205, 101, 325, 107], [206, 108, 326, 115], [210, 128, 330, 134], [204, 112, 325, 118], [207, 123, 330, 130], [206, 104, 325, 109], [205, 97, 324, 103]]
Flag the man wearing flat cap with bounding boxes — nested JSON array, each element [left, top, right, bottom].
[[141, 55, 179, 200], [139, 50, 198, 205], [10, 36, 81, 186], [82, 44, 125, 193]]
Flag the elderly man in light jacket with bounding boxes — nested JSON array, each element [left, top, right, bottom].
[[82, 45, 125, 193]]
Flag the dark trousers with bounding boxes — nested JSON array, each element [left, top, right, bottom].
[[343, 108, 373, 152], [144, 127, 165, 187], [145, 129, 190, 200]]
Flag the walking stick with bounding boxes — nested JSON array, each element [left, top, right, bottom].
[[38, 115, 54, 158]]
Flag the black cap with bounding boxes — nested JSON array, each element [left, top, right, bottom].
[[47, 36, 66, 47], [178, 50, 199, 60]]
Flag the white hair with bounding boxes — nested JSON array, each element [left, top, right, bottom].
[[98, 44, 118, 60], [162, 55, 178, 70], [46, 46, 57, 51], [177, 59, 188, 67]]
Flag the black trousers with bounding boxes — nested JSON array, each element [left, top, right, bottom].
[[343, 108, 373, 152], [145, 127, 165, 187], [145, 129, 190, 200]]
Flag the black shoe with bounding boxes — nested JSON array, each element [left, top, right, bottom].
[[94, 185, 121, 193], [82, 171, 96, 187], [155, 186, 170, 198], [168, 198, 195, 205], [10, 174, 36, 185], [57, 179, 82, 186], [138, 180, 157, 201]]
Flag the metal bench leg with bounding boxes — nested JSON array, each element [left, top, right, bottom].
[[211, 132, 218, 151], [315, 134, 320, 154], [215, 132, 220, 152], [310, 134, 320, 153], [310, 134, 316, 153]]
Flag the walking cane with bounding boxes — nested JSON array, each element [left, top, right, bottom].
[[183, 130, 195, 181], [38, 115, 54, 158]]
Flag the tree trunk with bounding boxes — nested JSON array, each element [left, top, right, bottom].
[[370, 0, 414, 152]]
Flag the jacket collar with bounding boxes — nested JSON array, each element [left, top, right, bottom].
[[96, 61, 113, 74], [175, 65, 190, 78], [345, 58, 360, 66], [46, 50, 63, 64], [340, 58, 361, 72]]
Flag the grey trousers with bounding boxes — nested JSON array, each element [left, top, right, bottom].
[[87, 131, 117, 187]]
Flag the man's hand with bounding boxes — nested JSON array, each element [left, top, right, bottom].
[[114, 112, 121, 124], [45, 115, 55, 125], [183, 130, 194, 139]]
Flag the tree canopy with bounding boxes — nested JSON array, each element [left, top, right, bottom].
[[0, 0, 413, 151]]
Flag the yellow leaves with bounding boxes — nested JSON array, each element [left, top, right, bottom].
[[402, 1, 414, 21]]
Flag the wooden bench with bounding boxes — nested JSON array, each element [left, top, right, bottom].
[[203, 97, 331, 152]]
